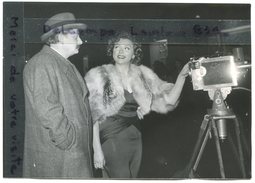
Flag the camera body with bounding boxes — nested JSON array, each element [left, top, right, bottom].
[[189, 56, 238, 91]]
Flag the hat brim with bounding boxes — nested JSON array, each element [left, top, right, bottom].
[[41, 23, 87, 42]]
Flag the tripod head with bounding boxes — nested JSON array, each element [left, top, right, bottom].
[[188, 53, 251, 141], [207, 88, 234, 140]]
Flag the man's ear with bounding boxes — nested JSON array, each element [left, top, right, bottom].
[[132, 54, 135, 59], [57, 33, 64, 44]]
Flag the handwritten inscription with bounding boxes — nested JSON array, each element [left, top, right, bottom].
[[10, 65, 20, 83], [193, 24, 220, 36], [8, 16, 22, 175], [81, 25, 224, 41], [9, 94, 22, 174], [131, 26, 174, 37], [40, 20, 228, 42], [83, 26, 186, 40], [9, 17, 18, 56]]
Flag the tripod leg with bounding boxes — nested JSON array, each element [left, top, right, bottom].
[[236, 116, 250, 157], [228, 134, 243, 170], [211, 119, 226, 178], [187, 115, 210, 177], [233, 118, 247, 178], [193, 124, 211, 172]]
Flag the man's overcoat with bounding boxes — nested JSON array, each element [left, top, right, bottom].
[[23, 45, 93, 178]]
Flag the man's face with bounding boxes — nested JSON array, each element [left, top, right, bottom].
[[61, 28, 83, 56]]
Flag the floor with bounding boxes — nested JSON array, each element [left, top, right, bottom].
[[138, 89, 251, 179]]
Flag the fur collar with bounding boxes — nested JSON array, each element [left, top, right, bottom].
[[85, 64, 175, 123]]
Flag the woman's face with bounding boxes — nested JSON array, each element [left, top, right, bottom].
[[113, 38, 135, 65]]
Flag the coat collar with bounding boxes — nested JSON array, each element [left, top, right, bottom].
[[41, 45, 70, 73], [103, 64, 152, 114], [41, 45, 89, 97]]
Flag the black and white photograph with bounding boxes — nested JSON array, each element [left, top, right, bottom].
[[2, 1, 252, 180]]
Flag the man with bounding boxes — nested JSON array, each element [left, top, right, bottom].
[[23, 12, 93, 178]]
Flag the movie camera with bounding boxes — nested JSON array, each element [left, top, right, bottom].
[[189, 55, 239, 91], [187, 53, 251, 178]]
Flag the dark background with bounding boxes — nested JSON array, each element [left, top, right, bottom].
[[3, 2, 251, 179]]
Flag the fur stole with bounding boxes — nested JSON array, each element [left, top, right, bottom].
[[85, 64, 176, 123]]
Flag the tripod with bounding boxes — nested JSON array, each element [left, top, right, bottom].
[[187, 89, 248, 178]]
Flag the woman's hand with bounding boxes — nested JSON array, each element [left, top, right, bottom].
[[94, 149, 105, 169], [137, 106, 146, 120], [93, 120, 105, 169], [179, 62, 190, 78], [163, 62, 190, 106]]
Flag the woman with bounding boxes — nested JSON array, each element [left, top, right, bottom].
[[85, 32, 189, 178]]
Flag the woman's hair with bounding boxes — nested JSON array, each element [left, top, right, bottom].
[[106, 31, 143, 65]]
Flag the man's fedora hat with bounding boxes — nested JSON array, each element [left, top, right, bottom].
[[41, 12, 87, 42]]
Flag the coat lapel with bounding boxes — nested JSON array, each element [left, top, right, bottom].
[[46, 46, 89, 99], [105, 64, 152, 115], [129, 65, 152, 115], [69, 63, 89, 99]]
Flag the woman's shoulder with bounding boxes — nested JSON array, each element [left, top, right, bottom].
[[129, 64, 148, 71], [85, 64, 114, 77], [136, 64, 156, 77], [102, 64, 116, 72]]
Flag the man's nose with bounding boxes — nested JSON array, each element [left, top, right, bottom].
[[77, 36, 83, 45]]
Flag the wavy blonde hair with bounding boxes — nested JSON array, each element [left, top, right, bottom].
[[106, 31, 143, 65]]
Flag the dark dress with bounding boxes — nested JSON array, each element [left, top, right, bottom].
[[100, 90, 142, 178]]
